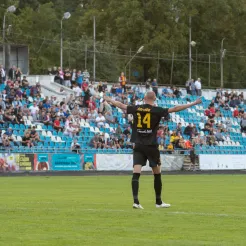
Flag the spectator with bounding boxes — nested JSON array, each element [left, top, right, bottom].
[[123, 126, 131, 136], [95, 113, 106, 128], [53, 116, 63, 132], [0, 65, 6, 84], [233, 106, 239, 118], [240, 113, 246, 133], [145, 79, 151, 92], [29, 101, 39, 120], [64, 122, 78, 138], [119, 72, 126, 93], [82, 69, 90, 83], [229, 96, 241, 107], [64, 68, 71, 87], [73, 84, 82, 97], [71, 69, 77, 84], [76, 70, 83, 86], [30, 126, 41, 144], [239, 108, 244, 118], [185, 79, 191, 95], [71, 138, 81, 153], [15, 68, 22, 78], [8, 65, 16, 81], [22, 132, 34, 148], [151, 79, 158, 97], [190, 79, 196, 95], [184, 123, 193, 136], [215, 129, 224, 142], [194, 78, 202, 96]]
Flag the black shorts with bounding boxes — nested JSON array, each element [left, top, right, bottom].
[[133, 144, 161, 167]]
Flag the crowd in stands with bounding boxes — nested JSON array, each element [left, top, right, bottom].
[[0, 65, 245, 165]]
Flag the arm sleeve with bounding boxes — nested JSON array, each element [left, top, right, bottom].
[[127, 106, 136, 114], [159, 108, 169, 117]]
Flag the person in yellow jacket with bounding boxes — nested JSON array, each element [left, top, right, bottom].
[[119, 72, 127, 93]]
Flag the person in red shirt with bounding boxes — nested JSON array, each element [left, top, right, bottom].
[[53, 116, 63, 132], [86, 97, 96, 111], [233, 106, 239, 118]]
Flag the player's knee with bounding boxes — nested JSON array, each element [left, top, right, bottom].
[[152, 166, 161, 174]]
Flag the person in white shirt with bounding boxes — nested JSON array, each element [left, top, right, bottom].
[[135, 98, 143, 105], [64, 122, 77, 138], [29, 102, 39, 120], [194, 78, 202, 96], [95, 113, 106, 127], [73, 85, 82, 97]]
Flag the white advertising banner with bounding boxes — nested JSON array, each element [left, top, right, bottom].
[[199, 155, 246, 170], [96, 154, 183, 171]]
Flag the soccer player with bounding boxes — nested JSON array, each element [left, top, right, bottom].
[[104, 92, 202, 209]]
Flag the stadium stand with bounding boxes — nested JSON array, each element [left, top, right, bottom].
[[0, 74, 245, 160]]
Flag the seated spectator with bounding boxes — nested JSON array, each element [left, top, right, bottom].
[[239, 108, 244, 118], [30, 126, 41, 144], [124, 134, 133, 149], [63, 122, 78, 138], [240, 113, 246, 133], [173, 87, 182, 98], [53, 117, 63, 132], [224, 103, 230, 110], [157, 133, 165, 145], [233, 106, 239, 118], [215, 129, 224, 142], [29, 101, 39, 121], [87, 97, 96, 111], [21, 76, 29, 88], [115, 125, 122, 136], [206, 131, 216, 146], [191, 133, 205, 146], [0, 110, 5, 124], [71, 138, 81, 153], [167, 142, 174, 154], [158, 139, 165, 151], [2, 133, 12, 149], [95, 113, 106, 128], [184, 123, 193, 136], [176, 123, 182, 133], [123, 126, 131, 136], [229, 96, 241, 107], [104, 111, 115, 123], [22, 132, 34, 148]]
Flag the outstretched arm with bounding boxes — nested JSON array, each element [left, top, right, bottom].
[[168, 98, 202, 113], [104, 96, 127, 110]]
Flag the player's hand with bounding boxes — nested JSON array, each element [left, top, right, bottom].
[[193, 97, 202, 105]]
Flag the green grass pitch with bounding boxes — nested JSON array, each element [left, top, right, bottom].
[[0, 175, 246, 246]]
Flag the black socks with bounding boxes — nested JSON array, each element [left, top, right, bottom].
[[154, 173, 162, 205], [132, 173, 140, 204]]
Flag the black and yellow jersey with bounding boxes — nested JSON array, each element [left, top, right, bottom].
[[127, 104, 169, 145]]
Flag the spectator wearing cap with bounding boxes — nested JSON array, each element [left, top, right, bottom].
[[194, 78, 202, 96]]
